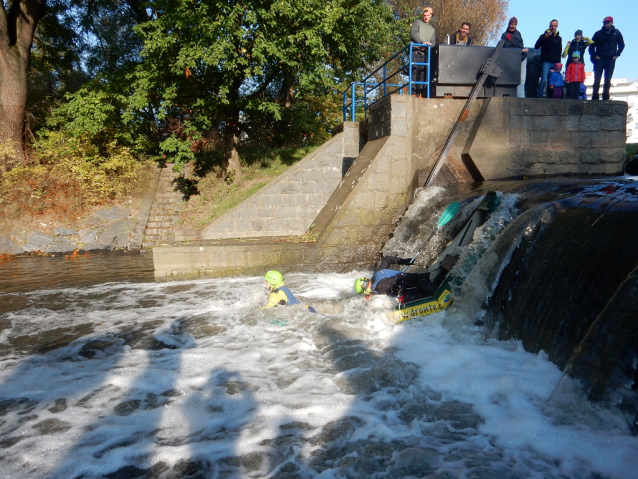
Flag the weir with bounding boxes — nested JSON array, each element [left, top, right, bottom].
[[153, 95, 627, 280]]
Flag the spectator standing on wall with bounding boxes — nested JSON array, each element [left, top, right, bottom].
[[589, 16, 625, 101], [548, 63, 564, 99], [448, 22, 472, 45], [534, 20, 562, 98], [501, 17, 529, 97], [410, 7, 436, 97], [562, 30, 593, 67], [565, 52, 586, 99]]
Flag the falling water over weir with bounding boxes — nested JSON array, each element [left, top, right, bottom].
[[1, 177, 638, 479]]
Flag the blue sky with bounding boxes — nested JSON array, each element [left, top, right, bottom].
[[501, 0, 636, 79]]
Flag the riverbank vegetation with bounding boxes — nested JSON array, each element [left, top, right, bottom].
[[1, 0, 510, 232]]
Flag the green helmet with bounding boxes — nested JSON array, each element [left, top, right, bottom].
[[264, 270, 284, 290], [354, 278, 370, 295]]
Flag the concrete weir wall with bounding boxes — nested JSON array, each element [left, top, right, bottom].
[[153, 96, 627, 280]]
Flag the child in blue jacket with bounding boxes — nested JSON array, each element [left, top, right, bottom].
[[548, 63, 564, 99]]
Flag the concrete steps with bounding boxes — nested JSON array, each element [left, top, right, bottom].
[[142, 164, 185, 248]]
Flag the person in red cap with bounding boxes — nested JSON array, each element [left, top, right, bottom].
[[589, 17, 625, 100]]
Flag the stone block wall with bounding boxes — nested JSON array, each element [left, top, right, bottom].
[[199, 122, 363, 239], [409, 97, 627, 181]]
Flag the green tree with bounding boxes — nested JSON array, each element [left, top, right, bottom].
[[133, 0, 397, 181], [33, 1, 160, 157]]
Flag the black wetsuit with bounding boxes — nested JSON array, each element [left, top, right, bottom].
[[370, 256, 438, 303]]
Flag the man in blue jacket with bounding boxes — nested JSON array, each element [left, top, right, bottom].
[[589, 17, 625, 101]]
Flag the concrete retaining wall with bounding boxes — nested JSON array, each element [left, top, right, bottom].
[[196, 122, 364, 240], [404, 97, 626, 181], [154, 95, 628, 280]]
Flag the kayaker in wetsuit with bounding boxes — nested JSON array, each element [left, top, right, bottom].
[[354, 256, 438, 303], [263, 270, 317, 312]]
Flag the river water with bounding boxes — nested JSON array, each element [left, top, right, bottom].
[[1, 188, 637, 479]]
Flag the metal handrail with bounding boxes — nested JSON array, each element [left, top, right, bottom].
[[342, 43, 431, 122]]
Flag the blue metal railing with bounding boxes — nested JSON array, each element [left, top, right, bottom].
[[342, 43, 431, 122]]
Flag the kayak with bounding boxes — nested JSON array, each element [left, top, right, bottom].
[[387, 279, 454, 323], [386, 191, 499, 324]]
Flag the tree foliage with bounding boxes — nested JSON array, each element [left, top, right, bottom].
[[2, 0, 509, 180], [132, 0, 398, 179]]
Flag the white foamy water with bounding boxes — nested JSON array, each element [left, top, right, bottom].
[[1, 193, 637, 479], [1, 273, 636, 479]]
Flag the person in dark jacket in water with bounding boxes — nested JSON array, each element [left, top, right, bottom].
[[589, 16, 625, 101], [354, 256, 438, 303], [263, 270, 316, 312]]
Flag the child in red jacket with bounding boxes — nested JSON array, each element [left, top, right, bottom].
[[565, 51, 586, 99]]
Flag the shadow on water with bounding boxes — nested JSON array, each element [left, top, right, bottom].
[[3, 177, 638, 477], [44, 319, 193, 479], [183, 369, 258, 478], [257, 324, 495, 479], [0, 335, 123, 453]]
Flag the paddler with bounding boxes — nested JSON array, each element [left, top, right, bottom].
[[263, 270, 317, 312], [354, 255, 438, 303]]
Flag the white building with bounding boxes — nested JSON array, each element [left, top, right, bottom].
[[584, 74, 638, 143]]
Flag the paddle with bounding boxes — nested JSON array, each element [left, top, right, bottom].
[[402, 201, 461, 272]]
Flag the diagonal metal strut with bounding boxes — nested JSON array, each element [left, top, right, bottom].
[[423, 40, 505, 188]]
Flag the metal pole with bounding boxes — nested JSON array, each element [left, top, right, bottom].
[[363, 81, 368, 119], [409, 43, 413, 96], [342, 91, 347, 122], [425, 45, 430, 98], [351, 83, 356, 122], [383, 65, 387, 97]]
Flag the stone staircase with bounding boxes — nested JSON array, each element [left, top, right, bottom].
[[141, 164, 185, 248]]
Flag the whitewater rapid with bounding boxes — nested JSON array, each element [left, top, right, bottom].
[[1, 269, 637, 478], [1, 189, 637, 478]]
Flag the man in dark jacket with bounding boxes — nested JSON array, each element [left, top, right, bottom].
[[354, 256, 438, 303], [501, 17, 529, 97], [589, 17, 625, 101], [534, 19, 562, 98], [410, 7, 436, 97], [449, 22, 472, 45]]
